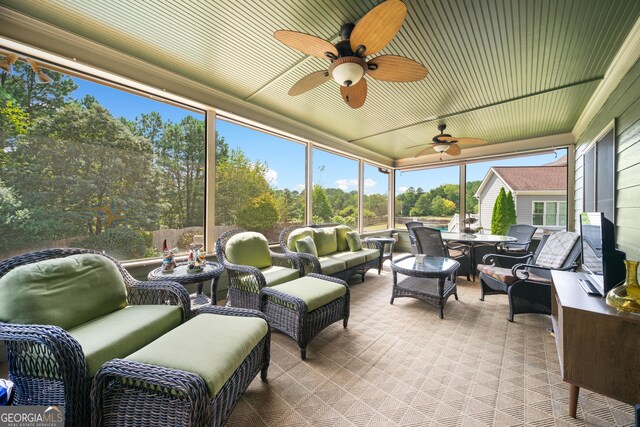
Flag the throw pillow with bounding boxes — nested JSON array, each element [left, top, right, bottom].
[[345, 231, 362, 252], [296, 236, 318, 256]]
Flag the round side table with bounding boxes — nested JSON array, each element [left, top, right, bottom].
[[147, 261, 224, 307]]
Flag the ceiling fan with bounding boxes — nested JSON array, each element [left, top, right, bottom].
[[273, 0, 428, 109], [412, 124, 487, 157], [0, 52, 53, 83]]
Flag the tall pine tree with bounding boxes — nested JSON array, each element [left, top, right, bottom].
[[491, 187, 507, 234], [505, 191, 517, 231]]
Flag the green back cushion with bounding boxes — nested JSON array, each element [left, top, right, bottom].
[[287, 227, 314, 251], [0, 254, 127, 330], [225, 232, 272, 269], [346, 231, 363, 252], [295, 236, 318, 256], [334, 225, 352, 252], [313, 228, 338, 256]]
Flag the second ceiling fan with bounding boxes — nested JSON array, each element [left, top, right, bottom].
[[274, 0, 428, 109], [412, 124, 487, 157]]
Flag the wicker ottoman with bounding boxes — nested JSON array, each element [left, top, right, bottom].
[[259, 273, 349, 360], [91, 306, 270, 427]]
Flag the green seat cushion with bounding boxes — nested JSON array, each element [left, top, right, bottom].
[[313, 228, 338, 256], [261, 265, 300, 287], [318, 257, 346, 276], [346, 231, 363, 252], [334, 225, 352, 252], [295, 236, 318, 256], [0, 254, 127, 330], [126, 313, 268, 397], [225, 232, 272, 269], [271, 276, 347, 312], [287, 227, 314, 251], [327, 251, 366, 269], [69, 305, 182, 377], [361, 248, 381, 262]]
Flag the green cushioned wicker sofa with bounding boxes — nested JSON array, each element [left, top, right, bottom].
[[279, 224, 383, 283], [0, 248, 191, 427]]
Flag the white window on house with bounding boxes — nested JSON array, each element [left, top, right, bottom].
[[532, 201, 567, 226]]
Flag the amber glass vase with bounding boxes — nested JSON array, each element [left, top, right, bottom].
[[606, 260, 640, 313]]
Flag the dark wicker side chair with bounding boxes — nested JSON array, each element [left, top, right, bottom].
[[216, 229, 302, 310], [498, 224, 537, 254], [477, 231, 581, 321], [405, 221, 424, 254], [0, 248, 191, 427], [412, 226, 468, 281]]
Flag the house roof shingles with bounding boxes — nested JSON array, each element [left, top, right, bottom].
[[493, 156, 567, 192]]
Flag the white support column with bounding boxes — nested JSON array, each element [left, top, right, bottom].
[[358, 160, 364, 233], [205, 110, 216, 253], [306, 142, 313, 224], [459, 164, 466, 232], [388, 168, 395, 230], [567, 145, 576, 231]]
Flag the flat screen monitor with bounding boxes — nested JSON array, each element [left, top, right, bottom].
[[580, 212, 625, 295]]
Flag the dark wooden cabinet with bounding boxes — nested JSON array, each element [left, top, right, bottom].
[[551, 270, 640, 417]]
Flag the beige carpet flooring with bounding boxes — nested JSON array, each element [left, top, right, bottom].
[[225, 264, 635, 427]]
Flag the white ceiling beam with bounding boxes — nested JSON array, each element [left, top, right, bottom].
[[572, 15, 640, 141]]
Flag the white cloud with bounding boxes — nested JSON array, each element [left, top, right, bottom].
[[364, 178, 376, 188], [398, 186, 408, 194], [296, 183, 305, 192], [264, 168, 278, 184], [335, 178, 358, 191]]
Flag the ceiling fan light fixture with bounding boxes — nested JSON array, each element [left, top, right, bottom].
[[329, 56, 367, 87], [433, 143, 450, 153]]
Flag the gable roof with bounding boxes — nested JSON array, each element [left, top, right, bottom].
[[475, 156, 567, 197]]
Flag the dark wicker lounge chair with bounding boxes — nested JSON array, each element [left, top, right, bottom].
[[477, 231, 581, 321], [216, 229, 302, 310], [0, 248, 191, 427], [413, 226, 468, 281], [405, 221, 423, 254], [498, 224, 537, 254]]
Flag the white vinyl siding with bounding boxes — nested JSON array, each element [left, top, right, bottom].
[[476, 173, 507, 230]]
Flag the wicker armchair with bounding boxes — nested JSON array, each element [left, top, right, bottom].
[[497, 224, 537, 254], [405, 221, 423, 254], [478, 232, 581, 321], [0, 248, 191, 427], [216, 229, 302, 310]]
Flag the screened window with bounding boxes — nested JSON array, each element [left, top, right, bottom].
[[583, 127, 615, 222], [312, 149, 358, 228], [363, 164, 389, 232], [214, 119, 306, 242], [533, 202, 567, 226], [0, 58, 205, 260]]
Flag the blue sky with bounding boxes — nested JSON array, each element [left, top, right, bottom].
[[71, 76, 564, 196]]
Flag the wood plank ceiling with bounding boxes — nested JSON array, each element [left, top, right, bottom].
[[2, 0, 639, 164]]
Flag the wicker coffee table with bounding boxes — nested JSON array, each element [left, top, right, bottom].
[[390, 255, 460, 319], [148, 261, 224, 307]]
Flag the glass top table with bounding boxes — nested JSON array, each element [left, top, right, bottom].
[[390, 255, 460, 319]]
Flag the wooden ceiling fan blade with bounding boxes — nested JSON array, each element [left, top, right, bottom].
[[350, 0, 407, 57], [288, 71, 331, 96], [446, 144, 461, 156], [367, 55, 428, 82], [414, 146, 434, 157], [274, 30, 338, 59], [340, 78, 367, 109], [437, 136, 458, 143]]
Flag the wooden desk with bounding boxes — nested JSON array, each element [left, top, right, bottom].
[[551, 270, 640, 417]]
